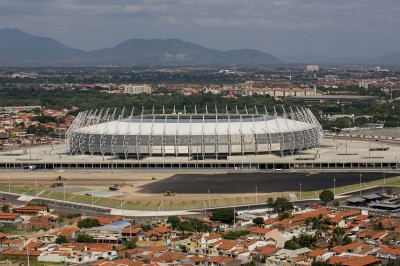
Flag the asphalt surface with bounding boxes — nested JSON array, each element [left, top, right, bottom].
[[137, 172, 397, 194]]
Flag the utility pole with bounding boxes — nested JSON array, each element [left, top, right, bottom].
[[255, 185, 258, 204], [334, 178, 336, 198], [299, 182, 302, 200], [208, 189, 210, 209], [233, 206, 236, 228], [383, 170, 386, 194], [8, 176, 10, 193], [35, 179, 38, 197]]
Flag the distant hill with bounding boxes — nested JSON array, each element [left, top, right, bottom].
[[0, 29, 281, 66], [0, 28, 84, 65], [375, 52, 400, 65]]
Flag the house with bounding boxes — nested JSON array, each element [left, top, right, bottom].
[[328, 255, 380, 266], [376, 247, 400, 260], [2, 238, 26, 249], [267, 247, 311, 265], [332, 241, 371, 255], [27, 214, 60, 230], [207, 256, 242, 266], [91, 215, 122, 226], [263, 218, 277, 228], [0, 249, 42, 261], [308, 249, 335, 262], [182, 255, 208, 266], [0, 212, 22, 223], [93, 258, 144, 266], [121, 227, 141, 242], [0, 232, 7, 244], [13, 205, 47, 215], [53, 226, 79, 240], [208, 240, 239, 256], [138, 227, 173, 243], [87, 220, 131, 244]]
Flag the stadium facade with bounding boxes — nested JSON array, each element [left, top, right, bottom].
[[66, 107, 323, 159]]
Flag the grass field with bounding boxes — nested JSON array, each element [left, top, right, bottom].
[[1, 176, 398, 211]]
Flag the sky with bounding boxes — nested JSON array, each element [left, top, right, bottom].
[[1, 0, 399, 58]]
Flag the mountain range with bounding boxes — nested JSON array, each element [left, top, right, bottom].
[[0, 28, 399, 66], [0, 28, 281, 66]]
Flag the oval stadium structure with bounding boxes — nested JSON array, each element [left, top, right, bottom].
[[66, 107, 323, 159]]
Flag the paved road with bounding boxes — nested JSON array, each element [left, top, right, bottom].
[[137, 172, 397, 194]]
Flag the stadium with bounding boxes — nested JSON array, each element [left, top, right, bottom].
[[66, 107, 323, 159]]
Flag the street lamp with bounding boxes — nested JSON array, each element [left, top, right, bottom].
[[208, 189, 210, 209], [255, 185, 258, 204], [333, 178, 336, 198], [359, 173, 362, 196], [299, 182, 302, 200]]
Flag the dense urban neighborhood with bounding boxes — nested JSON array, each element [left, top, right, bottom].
[[0, 196, 399, 265]]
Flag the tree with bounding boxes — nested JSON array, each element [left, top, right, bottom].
[[253, 217, 264, 226], [1, 204, 10, 213], [125, 238, 138, 249], [211, 209, 235, 224], [177, 220, 192, 237], [373, 221, 384, 231], [319, 190, 334, 205], [223, 230, 249, 240], [141, 223, 152, 232], [274, 197, 294, 213], [278, 212, 290, 221], [167, 216, 181, 229], [77, 218, 100, 229], [284, 234, 317, 250], [76, 234, 93, 243], [55, 236, 67, 244]]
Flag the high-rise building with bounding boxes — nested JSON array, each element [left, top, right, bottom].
[[123, 84, 152, 94], [306, 65, 319, 72]]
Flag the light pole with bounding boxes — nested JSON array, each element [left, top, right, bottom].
[[383, 170, 386, 194], [359, 173, 362, 196], [208, 189, 210, 209], [333, 178, 336, 198], [8, 176, 10, 193], [299, 182, 302, 200], [255, 185, 258, 204]]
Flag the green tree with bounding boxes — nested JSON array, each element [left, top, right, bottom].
[[373, 221, 384, 231], [1, 204, 10, 213], [167, 216, 181, 229], [125, 238, 138, 249], [76, 234, 93, 243], [141, 223, 152, 232], [319, 190, 334, 205], [211, 209, 235, 224], [278, 212, 290, 221], [223, 230, 250, 240], [253, 217, 264, 226], [284, 234, 317, 250], [177, 220, 192, 237], [274, 197, 294, 213], [55, 236, 67, 244], [77, 218, 100, 229]]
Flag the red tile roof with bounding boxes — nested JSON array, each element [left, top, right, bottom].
[[0, 213, 21, 219], [328, 255, 381, 266]]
